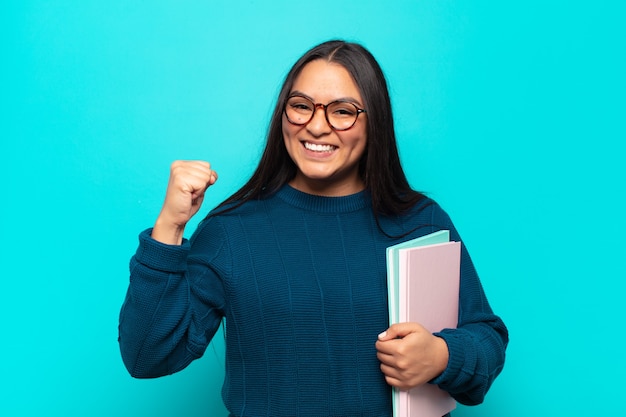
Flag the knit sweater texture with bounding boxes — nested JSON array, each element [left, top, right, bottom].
[[118, 185, 508, 417]]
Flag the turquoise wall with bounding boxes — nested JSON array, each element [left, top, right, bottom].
[[3, 1, 625, 416]]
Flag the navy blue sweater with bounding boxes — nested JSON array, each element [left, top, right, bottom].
[[119, 185, 507, 416]]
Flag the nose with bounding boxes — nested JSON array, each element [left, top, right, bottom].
[[306, 105, 332, 136]]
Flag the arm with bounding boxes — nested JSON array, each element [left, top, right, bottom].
[[376, 204, 508, 405], [119, 233, 194, 377], [118, 161, 223, 378]]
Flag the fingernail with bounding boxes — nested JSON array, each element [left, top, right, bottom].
[[378, 331, 387, 339]]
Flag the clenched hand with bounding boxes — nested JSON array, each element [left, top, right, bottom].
[[151, 160, 218, 245]]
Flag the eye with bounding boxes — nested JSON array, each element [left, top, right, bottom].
[[329, 102, 357, 118], [287, 97, 314, 113]]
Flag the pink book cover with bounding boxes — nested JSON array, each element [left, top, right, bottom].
[[397, 241, 460, 417]]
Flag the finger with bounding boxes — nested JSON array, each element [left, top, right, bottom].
[[379, 364, 411, 389], [375, 338, 401, 355], [184, 160, 213, 171], [190, 188, 207, 203], [209, 170, 218, 185], [171, 160, 214, 181], [191, 163, 217, 183], [189, 165, 218, 188], [181, 174, 211, 198], [379, 362, 399, 379], [383, 375, 411, 390], [188, 171, 215, 194], [184, 163, 214, 181], [378, 322, 424, 341], [172, 164, 215, 194], [376, 349, 395, 365]]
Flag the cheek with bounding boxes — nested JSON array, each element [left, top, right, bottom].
[[281, 118, 296, 141], [343, 130, 367, 153], [281, 122, 300, 159]]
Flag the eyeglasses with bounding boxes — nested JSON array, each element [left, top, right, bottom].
[[284, 94, 367, 131]]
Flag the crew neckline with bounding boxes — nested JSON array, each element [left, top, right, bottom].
[[276, 185, 371, 213]]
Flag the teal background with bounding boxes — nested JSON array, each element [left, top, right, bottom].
[[2, 1, 625, 416]]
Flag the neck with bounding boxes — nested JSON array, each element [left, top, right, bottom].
[[288, 175, 365, 197]]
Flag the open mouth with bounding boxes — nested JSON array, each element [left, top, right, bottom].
[[303, 141, 337, 153]]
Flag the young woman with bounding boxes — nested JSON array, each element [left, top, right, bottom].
[[118, 40, 508, 416]]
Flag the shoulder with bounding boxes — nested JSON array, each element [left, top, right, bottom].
[[406, 196, 453, 227], [410, 197, 465, 242], [378, 195, 457, 239], [192, 194, 280, 241]]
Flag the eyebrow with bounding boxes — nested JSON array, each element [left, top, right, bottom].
[[289, 90, 364, 107]]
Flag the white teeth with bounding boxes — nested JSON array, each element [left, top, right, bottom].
[[304, 142, 336, 152]]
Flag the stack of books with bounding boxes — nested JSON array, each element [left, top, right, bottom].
[[386, 230, 460, 417]]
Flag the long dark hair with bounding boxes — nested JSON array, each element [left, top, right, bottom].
[[212, 40, 424, 218]]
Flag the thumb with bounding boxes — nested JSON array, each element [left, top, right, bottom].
[[377, 322, 421, 341]]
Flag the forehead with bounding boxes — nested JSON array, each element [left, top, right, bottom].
[[291, 59, 362, 103]]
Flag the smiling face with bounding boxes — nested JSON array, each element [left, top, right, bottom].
[[282, 59, 367, 196]]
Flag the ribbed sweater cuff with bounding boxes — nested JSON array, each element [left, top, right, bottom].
[[135, 228, 190, 272], [431, 331, 466, 387]]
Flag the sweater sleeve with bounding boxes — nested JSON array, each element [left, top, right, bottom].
[[428, 205, 509, 405], [118, 221, 227, 378]]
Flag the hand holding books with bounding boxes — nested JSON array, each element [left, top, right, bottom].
[[376, 322, 450, 389]]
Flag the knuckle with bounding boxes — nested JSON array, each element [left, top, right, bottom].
[[396, 359, 409, 370], [396, 344, 408, 357]]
